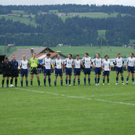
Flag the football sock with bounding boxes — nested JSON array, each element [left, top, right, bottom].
[[2, 80, 4, 86], [73, 79, 75, 85], [26, 80, 28, 86], [121, 77, 124, 82], [38, 80, 40, 85], [116, 77, 118, 83], [61, 80, 63, 86], [78, 79, 80, 85], [31, 80, 33, 85], [69, 79, 71, 85], [21, 80, 23, 87], [48, 78, 51, 85], [98, 77, 100, 83], [126, 77, 129, 82], [44, 78, 46, 85], [95, 77, 97, 84], [15, 79, 17, 86], [132, 77, 134, 82], [7, 80, 9, 86], [54, 81, 56, 86], [107, 78, 109, 83], [103, 78, 105, 83], [84, 77, 86, 84], [10, 79, 13, 84], [65, 78, 68, 84], [88, 78, 90, 84]]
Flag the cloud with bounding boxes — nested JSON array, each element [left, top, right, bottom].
[[1, 0, 135, 6]]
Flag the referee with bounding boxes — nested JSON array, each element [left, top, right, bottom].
[[10, 55, 19, 87], [28, 53, 41, 87], [1, 57, 11, 88]]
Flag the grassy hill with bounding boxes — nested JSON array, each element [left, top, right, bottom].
[[0, 45, 134, 58]]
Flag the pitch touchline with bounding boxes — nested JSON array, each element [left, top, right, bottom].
[[15, 88, 135, 106]]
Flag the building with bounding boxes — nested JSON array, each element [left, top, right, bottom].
[[73, 14, 79, 17], [58, 13, 66, 16], [7, 14, 18, 16], [41, 12, 47, 15], [8, 47, 67, 63], [127, 44, 135, 48], [8, 44, 14, 47]]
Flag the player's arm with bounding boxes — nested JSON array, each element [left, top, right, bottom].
[[72, 60, 74, 69], [63, 59, 66, 68], [28, 59, 31, 67], [126, 58, 128, 70], [109, 64, 111, 72], [122, 58, 124, 67], [1, 62, 4, 73], [61, 62, 63, 72], [91, 59, 96, 68], [81, 58, 84, 67], [113, 59, 117, 67], [42, 59, 45, 67], [101, 63, 104, 72]]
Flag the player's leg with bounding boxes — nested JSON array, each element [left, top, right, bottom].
[[107, 75, 110, 85], [116, 73, 119, 85], [73, 75, 76, 86], [69, 75, 71, 86], [25, 69, 28, 87], [65, 68, 68, 86], [60, 76, 63, 86], [78, 75, 80, 86], [2, 76, 5, 88], [121, 68, 124, 84], [30, 74, 33, 86], [84, 68, 86, 85], [15, 70, 18, 87], [36, 74, 41, 86], [103, 72, 105, 85], [10, 71, 13, 85], [97, 74, 100, 85], [44, 75, 46, 86], [54, 69, 57, 86], [15, 77, 18, 87], [95, 74, 97, 85], [126, 67, 130, 84], [88, 74, 90, 85], [21, 76, 24, 87], [6, 77, 9, 87], [131, 71, 134, 84], [48, 75, 51, 86]]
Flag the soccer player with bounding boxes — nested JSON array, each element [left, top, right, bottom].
[[1, 57, 11, 88], [114, 53, 124, 85], [82, 53, 92, 85], [92, 53, 102, 86], [126, 52, 135, 84], [10, 55, 19, 87], [20, 55, 29, 87], [102, 55, 111, 85], [73, 54, 81, 86], [64, 54, 73, 86], [53, 54, 63, 86], [29, 53, 41, 87], [42, 53, 52, 86]]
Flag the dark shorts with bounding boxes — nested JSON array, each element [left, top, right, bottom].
[[74, 68, 81, 76], [116, 67, 123, 74], [55, 69, 62, 76], [84, 68, 91, 75], [95, 68, 101, 75], [3, 72, 11, 77], [128, 66, 134, 73], [66, 68, 72, 76], [44, 68, 51, 76], [11, 70, 19, 77], [103, 71, 110, 76], [21, 69, 28, 77], [31, 68, 38, 75]]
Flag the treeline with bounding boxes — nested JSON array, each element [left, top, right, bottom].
[[1, 5, 135, 15], [0, 13, 135, 46]]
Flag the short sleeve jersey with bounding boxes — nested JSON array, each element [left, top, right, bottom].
[[92, 58, 102, 68], [29, 58, 39, 68], [64, 58, 73, 68], [42, 58, 52, 69], [102, 59, 110, 71], [73, 59, 81, 69], [82, 57, 92, 68], [53, 59, 63, 69], [20, 60, 28, 69], [127, 57, 135, 67], [115, 57, 123, 68]]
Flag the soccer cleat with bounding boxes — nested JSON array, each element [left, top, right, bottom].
[[73, 83, 75, 86], [65, 84, 67, 86], [49, 85, 51, 87], [78, 84, 81, 86], [88, 84, 91, 86], [2, 86, 4, 88], [69, 84, 71, 86], [115, 83, 118, 85], [84, 84, 86, 86], [126, 81, 128, 84], [108, 83, 110, 85], [122, 82, 125, 85], [15, 85, 18, 87], [31, 85, 33, 87], [95, 84, 98, 86], [103, 83, 105, 85], [132, 82, 135, 84], [6, 86, 9, 88], [39, 85, 41, 87], [97, 83, 100, 85]]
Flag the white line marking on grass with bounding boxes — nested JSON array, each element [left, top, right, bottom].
[[15, 88, 135, 106]]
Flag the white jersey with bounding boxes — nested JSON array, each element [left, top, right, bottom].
[[92, 58, 102, 68], [127, 57, 135, 67], [20, 60, 28, 69], [102, 59, 110, 71], [82, 57, 92, 68], [53, 59, 63, 69], [64, 58, 73, 68], [73, 59, 81, 69], [42, 58, 52, 69], [115, 57, 123, 68]]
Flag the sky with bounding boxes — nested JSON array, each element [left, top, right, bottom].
[[0, 0, 135, 6]]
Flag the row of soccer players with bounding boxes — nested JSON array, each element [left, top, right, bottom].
[[1, 52, 135, 87]]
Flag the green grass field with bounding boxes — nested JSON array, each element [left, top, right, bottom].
[[0, 72, 135, 135]]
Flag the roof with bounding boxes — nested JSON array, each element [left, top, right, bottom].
[[8, 47, 54, 60], [36, 52, 67, 60]]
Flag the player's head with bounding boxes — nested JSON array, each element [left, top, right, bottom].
[[130, 52, 134, 57], [104, 55, 108, 60], [56, 54, 60, 59], [22, 55, 26, 60], [12, 55, 15, 61], [117, 53, 121, 58], [85, 53, 89, 57], [5, 57, 9, 62], [76, 54, 79, 60], [68, 54, 72, 59], [47, 53, 51, 58], [32, 53, 36, 58], [96, 53, 100, 58]]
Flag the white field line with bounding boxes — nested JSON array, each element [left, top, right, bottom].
[[15, 88, 135, 106]]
